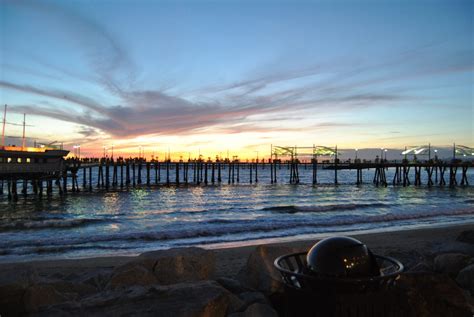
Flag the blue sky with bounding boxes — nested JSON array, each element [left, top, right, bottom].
[[0, 0, 472, 157]]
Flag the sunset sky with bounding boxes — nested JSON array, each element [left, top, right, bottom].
[[1, 0, 472, 159]]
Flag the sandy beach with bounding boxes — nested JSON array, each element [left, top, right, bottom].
[[1, 223, 471, 276], [1, 223, 473, 316]]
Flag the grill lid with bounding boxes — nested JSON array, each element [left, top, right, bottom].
[[306, 236, 380, 278]]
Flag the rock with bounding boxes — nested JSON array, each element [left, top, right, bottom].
[[40, 280, 241, 317], [237, 245, 304, 296], [216, 277, 249, 294], [408, 261, 433, 273], [398, 272, 472, 317], [46, 280, 97, 297], [457, 264, 474, 293], [139, 247, 216, 284], [434, 253, 471, 277], [23, 284, 70, 313], [107, 262, 158, 289], [385, 250, 425, 270], [432, 241, 474, 256], [457, 230, 474, 244], [229, 303, 278, 317], [106, 247, 215, 289], [0, 270, 31, 315], [238, 291, 268, 306], [81, 271, 111, 291]]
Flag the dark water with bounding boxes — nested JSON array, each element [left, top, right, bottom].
[[0, 166, 473, 262]]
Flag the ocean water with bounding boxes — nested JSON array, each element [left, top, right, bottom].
[[0, 165, 473, 262]]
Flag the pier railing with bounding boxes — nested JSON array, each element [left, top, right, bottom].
[[0, 158, 472, 201]]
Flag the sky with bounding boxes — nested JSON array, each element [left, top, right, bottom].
[[0, 0, 473, 159]]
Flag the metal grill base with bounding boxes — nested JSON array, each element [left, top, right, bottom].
[[280, 287, 410, 317]]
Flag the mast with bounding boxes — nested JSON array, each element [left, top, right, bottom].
[[1, 104, 6, 147], [22, 113, 26, 150]]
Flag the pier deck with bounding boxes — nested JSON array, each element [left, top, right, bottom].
[[0, 158, 472, 201]]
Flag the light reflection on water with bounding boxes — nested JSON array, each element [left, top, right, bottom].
[[0, 167, 472, 262]]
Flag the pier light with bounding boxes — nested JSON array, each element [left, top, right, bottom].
[[73, 145, 78, 158], [355, 149, 358, 160]]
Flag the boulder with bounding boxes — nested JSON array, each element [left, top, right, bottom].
[[0, 270, 31, 315], [237, 245, 303, 296], [45, 280, 97, 298], [140, 247, 216, 284], [238, 291, 269, 306], [434, 253, 471, 277], [229, 303, 278, 317], [457, 230, 474, 245], [457, 264, 474, 293], [107, 262, 158, 289], [23, 284, 70, 313], [0, 269, 85, 315], [398, 272, 472, 317], [408, 261, 433, 273], [216, 277, 249, 294], [80, 271, 111, 291], [105, 247, 215, 289], [38, 280, 242, 317]]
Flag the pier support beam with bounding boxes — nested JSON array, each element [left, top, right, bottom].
[[460, 166, 469, 186]]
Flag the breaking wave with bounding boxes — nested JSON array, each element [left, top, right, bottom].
[[0, 218, 106, 232], [2, 207, 473, 256], [262, 203, 389, 213]]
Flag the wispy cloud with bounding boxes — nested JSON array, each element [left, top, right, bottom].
[[1, 0, 472, 144]]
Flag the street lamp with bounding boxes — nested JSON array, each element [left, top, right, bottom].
[[384, 149, 388, 161], [355, 149, 358, 160], [111, 144, 114, 159], [254, 151, 259, 163], [73, 145, 78, 158], [103, 146, 107, 158]]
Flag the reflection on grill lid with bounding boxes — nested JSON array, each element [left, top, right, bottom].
[[306, 236, 380, 278]]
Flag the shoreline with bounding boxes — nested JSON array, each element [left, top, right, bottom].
[[1, 222, 473, 276]]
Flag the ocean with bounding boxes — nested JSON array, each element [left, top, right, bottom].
[[0, 165, 473, 262]]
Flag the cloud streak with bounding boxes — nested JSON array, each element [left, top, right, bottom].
[[1, 1, 472, 144]]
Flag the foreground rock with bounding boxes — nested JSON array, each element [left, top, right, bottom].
[[0, 270, 35, 315], [107, 262, 158, 289], [434, 253, 471, 277], [398, 272, 472, 317], [35, 280, 241, 317], [457, 264, 474, 293], [408, 261, 433, 273], [0, 270, 99, 315], [457, 230, 474, 245], [108, 247, 215, 289], [229, 303, 278, 317], [236, 245, 304, 296]]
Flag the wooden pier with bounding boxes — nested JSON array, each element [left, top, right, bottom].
[[0, 157, 471, 201]]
